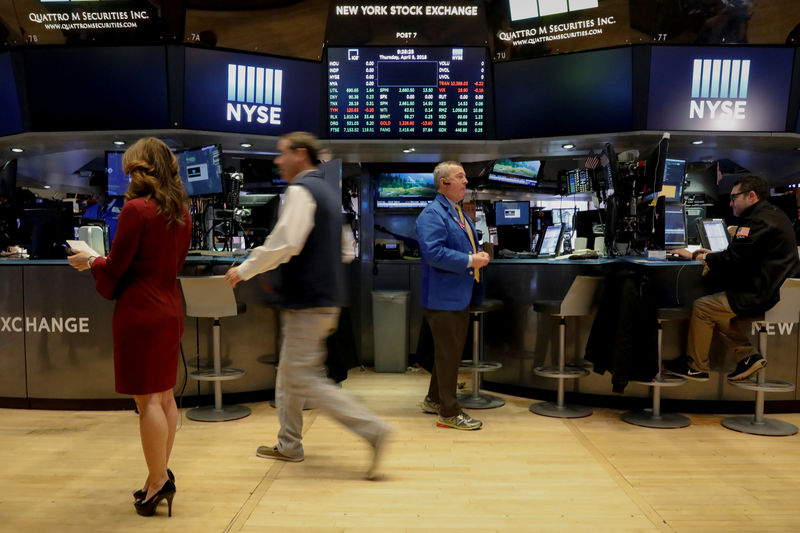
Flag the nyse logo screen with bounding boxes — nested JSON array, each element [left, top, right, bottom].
[[183, 47, 320, 135], [647, 47, 792, 132], [226, 64, 283, 125], [689, 59, 750, 121]]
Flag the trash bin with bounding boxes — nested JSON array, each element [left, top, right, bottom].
[[372, 290, 410, 372]]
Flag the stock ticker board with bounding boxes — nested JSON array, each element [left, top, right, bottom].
[[327, 47, 488, 139]]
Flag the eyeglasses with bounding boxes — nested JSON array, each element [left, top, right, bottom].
[[729, 191, 749, 201]]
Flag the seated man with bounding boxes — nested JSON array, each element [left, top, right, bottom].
[[665, 176, 800, 381]]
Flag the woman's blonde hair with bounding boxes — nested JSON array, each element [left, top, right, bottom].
[[122, 137, 188, 226]]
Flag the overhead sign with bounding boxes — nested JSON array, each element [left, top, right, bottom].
[[11, 0, 166, 45], [489, 0, 631, 61], [648, 46, 794, 132], [183, 47, 321, 136], [325, 0, 487, 46]]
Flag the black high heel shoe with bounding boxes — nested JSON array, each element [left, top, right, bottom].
[[133, 469, 174, 501], [134, 479, 176, 517]]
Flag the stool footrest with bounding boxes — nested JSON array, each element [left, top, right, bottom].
[[459, 360, 503, 372], [632, 375, 688, 388], [726, 378, 795, 393], [189, 368, 247, 382], [534, 366, 590, 379]]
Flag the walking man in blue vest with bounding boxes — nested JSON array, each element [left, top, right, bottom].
[[226, 131, 391, 479]]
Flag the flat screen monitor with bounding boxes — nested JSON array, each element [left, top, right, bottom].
[[375, 172, 436, 209], [106, 152, 130, 197], [494, 201, 530, 226], [0, 53, 23, 137], [183, 47, 321, 135], [494, 47, 633, 138], [635, 137, 669, 198], [537, 224, 564, 257], [327, 46, 489, 139], [664, 204, 687, 249], [490, 159, 542, 186], [565, 169, 592, 195], [178, 145, 223, 197], [684, 162, 720, 204], [18, 201, 75, 259], [661, 159, 686, 203], [698, 218, 730, 252], [25, 46, 169, 131]]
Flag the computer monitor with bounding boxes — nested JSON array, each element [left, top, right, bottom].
[[661, 159, 686, 203], [178, 145, 223, 197], [496, 225, 532, 252], [18, 201, 76, 259], [664, 204, 687, 249], [564, 169, 592, 195], [697, 218, 730, 252], [684, 162, 720, 205], [488, 159, 542, 188], [375, 172, 436, 209], [494, 201, 530, 226], [537, 224, 564, 257], [106, 151, 130, 197]]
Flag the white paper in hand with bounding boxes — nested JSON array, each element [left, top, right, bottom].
[[66, 240, 101, 258]]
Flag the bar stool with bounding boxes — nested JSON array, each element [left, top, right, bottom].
[[179, 276, 251, 422], [722, 278, 800, 436], [530, 275, 602, 418], [458, 298, 505, 409], [621, 307, 691, 428]]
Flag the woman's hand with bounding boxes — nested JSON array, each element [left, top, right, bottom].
[[67, 250, 93, 271]]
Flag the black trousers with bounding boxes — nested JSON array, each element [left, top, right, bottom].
[[422, 308, 470, 417]]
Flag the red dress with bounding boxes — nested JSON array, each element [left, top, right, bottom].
[[90, 198, 192, 395]]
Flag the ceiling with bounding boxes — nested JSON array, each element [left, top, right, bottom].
[[2, 128, 800, 194]]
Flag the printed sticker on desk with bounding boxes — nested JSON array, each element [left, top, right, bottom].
[[736, 227, 750, 238]]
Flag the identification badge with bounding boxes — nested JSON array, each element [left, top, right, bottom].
[[736, 226, 750, 238]]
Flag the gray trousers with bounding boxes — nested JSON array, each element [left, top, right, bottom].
[[276, 307, 388, 459]]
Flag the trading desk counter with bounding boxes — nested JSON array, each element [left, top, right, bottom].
[[0, 257, 279, 408]]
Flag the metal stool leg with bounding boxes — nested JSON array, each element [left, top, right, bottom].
[[530, 317, 592, 418], [723, 328, 797, 436], [622, 320, 690, 428], [458, 312, 505, 409], [187, 318, 251, 422]]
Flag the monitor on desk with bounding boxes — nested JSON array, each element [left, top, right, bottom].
[[537, 224, 564, 257], [664, 204, 687, 249], [698, 218, 730, 252]]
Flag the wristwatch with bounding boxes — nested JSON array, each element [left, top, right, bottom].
[[87, 256, 95, 268]]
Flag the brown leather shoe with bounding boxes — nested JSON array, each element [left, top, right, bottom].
[[256, 445, 303, 462]]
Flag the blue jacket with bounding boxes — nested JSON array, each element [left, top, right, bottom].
[[416, 193, 482, 311]]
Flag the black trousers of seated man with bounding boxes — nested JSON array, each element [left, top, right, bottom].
[[422, 308, 470, 418]]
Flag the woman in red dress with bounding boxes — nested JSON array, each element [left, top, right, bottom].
[[68, 137, 191, 517]]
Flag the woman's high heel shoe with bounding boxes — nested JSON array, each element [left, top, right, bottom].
[[133, 469, 174, 501], [133, 479, 176, 517]]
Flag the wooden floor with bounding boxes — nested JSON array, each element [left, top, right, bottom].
[[2, 369, 800, 532]]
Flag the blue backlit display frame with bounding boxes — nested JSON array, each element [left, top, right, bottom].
[[183, 46, 321, 136], [0, 52, 23, 137]]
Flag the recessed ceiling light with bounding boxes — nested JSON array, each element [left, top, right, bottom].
[[402, 147, 415, 153], [112, 140, 126, 146], [794, 147, 800, 151], [43, 185, 51, 189], [240, 143, 253, 148], [10, 147, 23, 153], [562, 143, 575, 150], [691, 140, 704, 145]]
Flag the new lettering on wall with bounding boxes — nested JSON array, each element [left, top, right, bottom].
[[647, 46, 794, 132], [326, 0, 487, 46]]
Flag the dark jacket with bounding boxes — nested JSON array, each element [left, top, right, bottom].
[[705, 200, 800, 317]]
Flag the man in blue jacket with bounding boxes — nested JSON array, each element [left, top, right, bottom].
[[416, 161, 490, 430]]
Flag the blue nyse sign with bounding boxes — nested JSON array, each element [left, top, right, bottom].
[[184, 47, 320, 135], [648, 47, 793, 132]]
